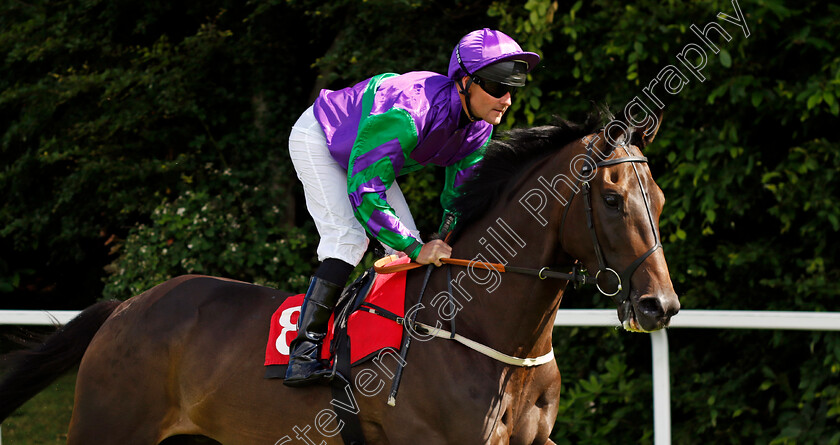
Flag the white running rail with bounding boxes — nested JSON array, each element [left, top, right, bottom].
[[552, 309, 840, 445], [2, 309, 840, 445]]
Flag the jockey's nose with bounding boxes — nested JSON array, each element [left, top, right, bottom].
[[500, 92, 512, 106]]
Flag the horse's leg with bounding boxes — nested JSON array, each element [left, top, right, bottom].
[[66, 379, 170, 444], [172, 300, 346, 443], [66, 278, 210, 444], [66, 397, 165, 445], [66, 318, 180, 444], [122, 276, 343, 444]]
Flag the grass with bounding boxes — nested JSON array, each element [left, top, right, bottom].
[[1, 327, 77, 445], [0, 370, 77, 445]]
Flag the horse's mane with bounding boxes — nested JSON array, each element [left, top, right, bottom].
[[450, 111, 607, 235]]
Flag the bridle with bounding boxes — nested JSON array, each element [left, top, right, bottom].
[[371, 129, 664, 396], [558, 133, 662, 311], [374, 131, 664, 309]]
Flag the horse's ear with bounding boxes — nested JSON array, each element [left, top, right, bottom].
[[640, 109, 663, 146], [604, 106, 662, 151], [605, 117, 630, 149], [620, 99, 663, 148]]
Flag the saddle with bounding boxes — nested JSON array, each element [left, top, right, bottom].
[[264, 256, 410, 378], [263, 257, 412, 445]]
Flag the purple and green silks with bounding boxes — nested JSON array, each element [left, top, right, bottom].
[[313, 72, 491, 259]]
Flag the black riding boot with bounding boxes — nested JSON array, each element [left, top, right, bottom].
[[283, 276, 342, 387]]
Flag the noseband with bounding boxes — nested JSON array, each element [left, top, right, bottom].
[[559, 136, 662, 310]]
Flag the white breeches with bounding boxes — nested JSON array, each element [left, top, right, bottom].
[[287, 105, 420, 265]]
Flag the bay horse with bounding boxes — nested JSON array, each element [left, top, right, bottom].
[[0, 111, 679, 444]]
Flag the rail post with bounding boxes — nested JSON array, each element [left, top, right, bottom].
[[651, 329, 671, 445]]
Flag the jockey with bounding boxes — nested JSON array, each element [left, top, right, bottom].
[[285, 28, 540, 387]]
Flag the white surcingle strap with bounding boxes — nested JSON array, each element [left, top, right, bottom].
[[412, 321, 555, 367]]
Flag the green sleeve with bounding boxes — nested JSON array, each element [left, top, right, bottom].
[[439, 130, 491, 232], [347, 107, 423, 259]]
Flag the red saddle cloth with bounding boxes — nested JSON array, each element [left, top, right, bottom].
[[265, 257, 409, 368]]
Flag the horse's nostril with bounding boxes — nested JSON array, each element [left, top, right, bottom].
[[638, 297, 664, 318], [667, 299, 681, 317]]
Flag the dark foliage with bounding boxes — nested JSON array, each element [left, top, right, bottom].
[[451, 111, 603, 232]]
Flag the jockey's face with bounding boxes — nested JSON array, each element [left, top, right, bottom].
[[461, 76, 513, 125]]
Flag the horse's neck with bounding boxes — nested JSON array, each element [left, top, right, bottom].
[[444, 148, 577, 358]]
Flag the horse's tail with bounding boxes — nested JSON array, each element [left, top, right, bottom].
[[0, 300, 121, 421]]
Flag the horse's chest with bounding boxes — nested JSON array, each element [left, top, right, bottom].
[[496, 367, 562, 444], [453, 367, 561, 444], [488, 391, 553, 444], [375, 341, 561, 444]]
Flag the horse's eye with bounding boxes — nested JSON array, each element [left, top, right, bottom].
[[603, 194, 622, 209]]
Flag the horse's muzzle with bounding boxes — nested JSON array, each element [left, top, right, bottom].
[[622, 292, 680, 332]]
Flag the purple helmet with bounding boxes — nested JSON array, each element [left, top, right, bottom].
[[448, 28, 541, 86]]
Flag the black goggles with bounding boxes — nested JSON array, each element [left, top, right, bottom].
[[473, 76, 516, 98]]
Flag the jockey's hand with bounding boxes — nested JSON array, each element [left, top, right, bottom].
[[415, 240, 452, 267]]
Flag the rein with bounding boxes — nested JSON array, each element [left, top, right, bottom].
[[373, 256, 595, 286]]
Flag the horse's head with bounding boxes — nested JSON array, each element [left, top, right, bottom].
[[560, 114, 680, 332], [448, 110, 679, 332]]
